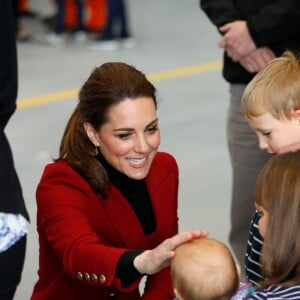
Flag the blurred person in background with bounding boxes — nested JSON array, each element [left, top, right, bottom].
[[45, 0, 86, 46], [0, 1, 30, 299], [90, 0, 135, 50]]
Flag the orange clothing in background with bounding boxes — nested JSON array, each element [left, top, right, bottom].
[[18, 0, 29, 13], [64, 0, 107, 31], [64, 0, 77, 29], [85, 0, 107, 31]]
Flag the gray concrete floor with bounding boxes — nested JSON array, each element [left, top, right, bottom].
[[11, 1, 231, 298]]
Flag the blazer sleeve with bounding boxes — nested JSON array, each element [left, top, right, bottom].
[[200, 0, 241, 28], [247, 0, 300, 47], [36, 162, 141, 292], [201, 0, 300, 48]]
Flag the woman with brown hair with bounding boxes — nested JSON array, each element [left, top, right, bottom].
[[31, 62, 206, 300]]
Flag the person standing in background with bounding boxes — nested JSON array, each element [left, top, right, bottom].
[[200, 0, 300, 278], [0, 1, 30, 299], [90, 0, 135, 50], [45, 0, 86, 46]]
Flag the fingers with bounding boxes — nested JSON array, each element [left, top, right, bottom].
[[231, 50, 243, 62], [218, 23, 232, 49], [219, 23, 231, 33], [133, 230, 208, 275], [164, 230, 208, 252], [218, 21, 255, 61], [239, 47, 276, 73], [260, 47, 276, 63], [251, 53, 265, 70], [218, 36, 226, 48]]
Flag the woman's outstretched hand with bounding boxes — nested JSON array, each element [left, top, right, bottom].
[[133, 230, 208, 275]]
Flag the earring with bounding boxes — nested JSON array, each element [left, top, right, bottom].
[[92, 146, 99, 156]]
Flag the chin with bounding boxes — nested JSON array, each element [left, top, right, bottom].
[[127, 168, 150, 180], [130, 173, 148, 180]]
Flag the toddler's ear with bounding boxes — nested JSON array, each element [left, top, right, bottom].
[[236, 263, 241, 277], [174, 288, 183, 300], [292, 109, 300, 123]]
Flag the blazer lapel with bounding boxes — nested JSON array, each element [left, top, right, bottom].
[[101, 185, 149, 249], [146, 160, 167, 235], [100, 153, 177, 249]]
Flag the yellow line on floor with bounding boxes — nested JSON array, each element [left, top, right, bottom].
[[17, 89, 79, 109], [17, 60, 222, 109], [147, 60, 222, 81]]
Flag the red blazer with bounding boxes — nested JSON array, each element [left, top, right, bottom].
[[31, 152, 179, 300]]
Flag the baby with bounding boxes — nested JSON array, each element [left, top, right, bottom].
[[171, 237, 239, 300]]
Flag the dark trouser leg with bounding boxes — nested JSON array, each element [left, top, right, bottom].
[[102, 0, 116, 38], [227, 84, 270, 278], [54, 0, 65, 34], [117, 0, 130, 38], [75, 0, 84, 32], [0, 236, 27, 300]]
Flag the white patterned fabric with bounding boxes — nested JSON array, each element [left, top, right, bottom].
[[0, 212, 27, 253]]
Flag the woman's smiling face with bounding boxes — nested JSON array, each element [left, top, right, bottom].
[[90, 97, 160, 179]]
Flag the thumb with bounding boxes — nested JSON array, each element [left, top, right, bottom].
[[219, 24, 230, 33]]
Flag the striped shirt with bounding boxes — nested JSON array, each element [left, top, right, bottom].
[[245, 211, 264, 286], [247, 284, 300, 299]]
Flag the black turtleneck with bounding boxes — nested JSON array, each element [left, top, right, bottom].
[[98, 154, 156, 286], [98, 154, 156, 234]]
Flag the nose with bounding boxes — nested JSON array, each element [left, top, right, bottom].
[[258, 136, 268, 150], [134, 134, 150, 153]]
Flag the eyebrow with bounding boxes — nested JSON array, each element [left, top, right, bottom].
[[113, 118, 159, 132]]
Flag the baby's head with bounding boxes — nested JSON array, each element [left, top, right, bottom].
[[241, 51, 300, 153], [171, 237, 239, 300]]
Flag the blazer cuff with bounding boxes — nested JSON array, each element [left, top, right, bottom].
[[116, 249, 144, 287]]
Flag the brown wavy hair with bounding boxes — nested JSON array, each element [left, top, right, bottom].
[[56, 62, 157, 196], [255, 151, 300, 288]]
